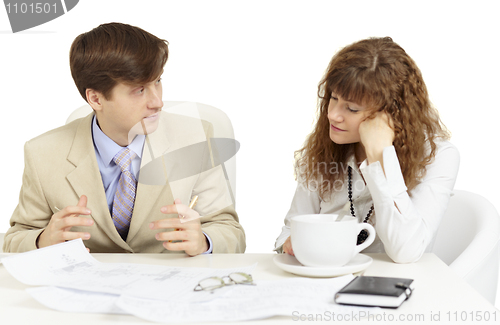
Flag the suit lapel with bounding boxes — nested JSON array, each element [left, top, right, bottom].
[[66, 113, 132, 252]]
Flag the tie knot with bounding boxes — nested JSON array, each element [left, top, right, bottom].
[[113, 148, 136, 173]]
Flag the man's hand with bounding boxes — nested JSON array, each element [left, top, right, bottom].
[[150, 198, 208, 256], [282, 236, 294, 256], [37, 195, 93, 249]]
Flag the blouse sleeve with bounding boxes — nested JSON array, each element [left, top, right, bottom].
[[360, 141, 460, 263], [273, 183, 321, 252]]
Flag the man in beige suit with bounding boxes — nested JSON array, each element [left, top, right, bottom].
[[3, 23, 245, 255]]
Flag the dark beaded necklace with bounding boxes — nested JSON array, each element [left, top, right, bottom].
[[348, 166, 374, 245]]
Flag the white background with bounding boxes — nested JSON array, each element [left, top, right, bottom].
[[0, 1, 499, 256]]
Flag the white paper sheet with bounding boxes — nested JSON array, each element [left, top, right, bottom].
[[27, 286, 126, 314], [116, 276, 376, 323], [0, 253, 12, 264], [4, 239, 378, 323], [2, 239, 256, 302]]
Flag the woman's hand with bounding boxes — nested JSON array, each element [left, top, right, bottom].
[[282, 236, 294, 256], [359, 112, 395, 167]]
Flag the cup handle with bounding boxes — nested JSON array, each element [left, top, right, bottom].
[[355, 223, 376, 253]]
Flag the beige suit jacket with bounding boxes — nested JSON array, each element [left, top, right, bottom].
[[3, 112, 245, 253]]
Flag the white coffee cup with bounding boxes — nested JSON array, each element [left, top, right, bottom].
[[290, 214, 376, 267]]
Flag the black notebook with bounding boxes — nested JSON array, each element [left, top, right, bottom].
[[334, 276, 414, 308]]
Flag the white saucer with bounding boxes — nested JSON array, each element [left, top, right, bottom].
[[273, 254, 372, 277]]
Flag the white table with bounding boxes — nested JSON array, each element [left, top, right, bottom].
[[1, 253, 498, 324]]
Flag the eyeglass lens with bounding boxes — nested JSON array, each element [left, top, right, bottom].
[[228, 272, 253, 284], [198, 277, 224, 291]]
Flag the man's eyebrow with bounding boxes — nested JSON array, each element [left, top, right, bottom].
[[126, 83, 142, 90], [124, 80, 153, 90]]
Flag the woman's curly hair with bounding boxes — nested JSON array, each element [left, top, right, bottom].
[[295, 37, 450, 200]]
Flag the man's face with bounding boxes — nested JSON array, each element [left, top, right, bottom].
[[95, 77, 163, 146]]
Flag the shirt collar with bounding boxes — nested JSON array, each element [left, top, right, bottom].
[[346, 153, 368, 175], [346, 154, 356, 169], [92, 115, 145, 167]]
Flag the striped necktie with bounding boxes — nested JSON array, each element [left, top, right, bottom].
[[112, 148, 137, 240]]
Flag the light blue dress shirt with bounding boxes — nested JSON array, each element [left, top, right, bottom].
[[91, 116, 212, 253]]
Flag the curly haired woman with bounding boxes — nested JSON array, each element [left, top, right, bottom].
[[275, 37, 459, 263]]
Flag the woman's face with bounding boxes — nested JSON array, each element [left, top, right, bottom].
[[327, 92, 369, 145]]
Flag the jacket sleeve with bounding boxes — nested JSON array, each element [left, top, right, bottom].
[[360, 142, 460, 263], [3, 141, 51, 252], [193, 123, 246, 253], [194, 166, 246, 253]]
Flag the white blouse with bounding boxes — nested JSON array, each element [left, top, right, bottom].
[[274, 141, 460, 263]]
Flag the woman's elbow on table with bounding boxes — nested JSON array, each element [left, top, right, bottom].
[[385, 244, 426, 264]]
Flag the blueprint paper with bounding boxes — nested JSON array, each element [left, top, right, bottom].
[[1, 239, 93, 285], [116, 276, 377, 323], [3, 239, 376, 323], [27, 286, 127, 315], [2, 239, 256, 302], [25, 274, 377, 322]]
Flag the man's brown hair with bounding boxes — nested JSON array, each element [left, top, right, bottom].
[[70, 22, 169, 101]]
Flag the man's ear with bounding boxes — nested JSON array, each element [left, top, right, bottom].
[[86, 89, 104, 112]]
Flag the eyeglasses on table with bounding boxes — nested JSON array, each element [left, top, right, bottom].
[[194, 272, 255, 292]]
